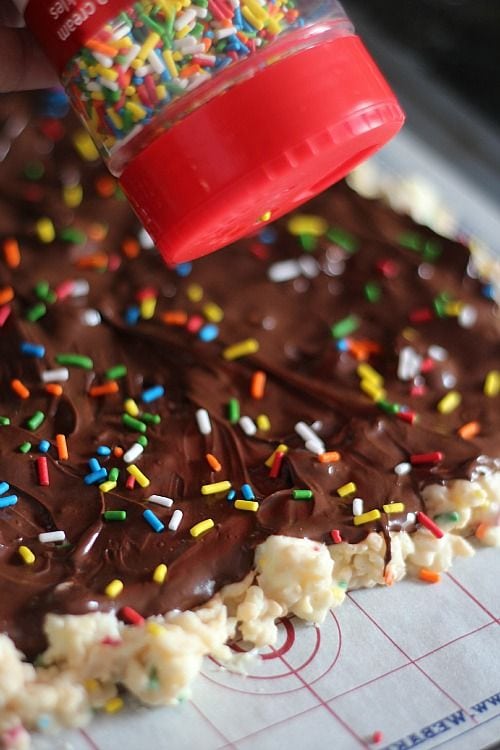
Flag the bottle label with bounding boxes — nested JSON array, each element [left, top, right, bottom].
[[25, 0, 128, 73]]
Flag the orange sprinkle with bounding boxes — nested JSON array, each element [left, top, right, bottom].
[[384, 567, 394, 587], [89, 381, 119, 397], [11, 379, 30, 399], [179, 64, 202, 78], [87, 223, 108, 242], [45, 383, 63, 397], [250, 370, 266, 400], [206, 453, 222, 472], [349, 339, 382, 361], [458, 421, 480, 440], [162, 310, 188, 326], [76, 253, 108, 269], [86, 39, 118, 58], [475, 522, 489, 541], [122, 237, 140, 259], [113, 446, 124, 458], [318, 451, 341, 463], [3, 238, 21, 268], [0, 286, 14, 306], [55, 434, 69, 461], [95, 175, 116, 198], [419, 568, 441, 584]]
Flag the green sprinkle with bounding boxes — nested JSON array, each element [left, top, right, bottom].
[[434, 511, 460, 524], [148, 666, 160, 690], [0, 416, 11, 426], [24, 161, 44, 180], [109, 467, 120, 482], [105, 364, 127, 380], [377, 400, 400, 415], [35, 281, 50, 300], [122, 414, 147, 433], [423, 239, 442, 261], [137, 435, 148, 447], [433, 298, 447, 318], [56, 353, 94, 370], [292, 489, 313, 500], [141, 412, 161, 425], [103, 510, 127, 521], [25, 302, 47, 322], [298, 233, 317, 252], [227, 398, 240, 424], [59, 228, 87, 244], [364, 282, 381, 303], [331, 314, 359, 339], [26, 411, 45, 430], [398, 231, 423, 251], [19, 441, 32, 453], [337, 580, 348, 590], [326, 227, 358, 253]]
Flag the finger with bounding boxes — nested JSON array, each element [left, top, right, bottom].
[[0, 0, 24, 27], [0, 27, 59, 92]]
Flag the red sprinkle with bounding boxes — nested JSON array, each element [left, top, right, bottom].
[[411, 451, 443, 465], [372, 730, 384, 744], [410, 384, 427, 397], [376, 258, 399, 278], [420, 357, 435, 373], [101, 636, 122, 646], [125, 474, 136, 490], [269, 450, 285, 479], [417, 511, 444, 539], [0, 305, 12, 327], [186, 314, 204, 333], [330, 529, 342, 544], [397, 410, 417, 425], [119, 606, 144, 626], [409, 307, 433, 324], [37, 456, 50, 486]]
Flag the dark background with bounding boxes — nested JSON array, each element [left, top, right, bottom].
[[343, 0, 500, 127]]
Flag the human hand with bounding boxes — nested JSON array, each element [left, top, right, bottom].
[[0, 0, 59, 92]]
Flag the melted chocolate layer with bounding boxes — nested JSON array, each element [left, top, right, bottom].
[[0, 94, 499, 659]]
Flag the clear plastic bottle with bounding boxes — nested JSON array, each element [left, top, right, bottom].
[[17, 0, 404, 262]]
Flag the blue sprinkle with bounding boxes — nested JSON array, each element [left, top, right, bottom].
[[97, 445, 111, 456], [124, 305, 140, 325], [482, 284, 495, 300], [0, 494, 18, 508], [336, 338, 349, 352], [84, 468, 108, 485], [141, 385, 165, 403], [143, 508, 164, 533], [259, 226, 278, 244], [88, 457, 101, 472], [226, 489, 236, 502], [38, 440, 51, 453], [36, 715, 52, 731], [175, 262, 192, 277], [198, 324, 219, 342], [39, 88, 69, 118], [20, 341, 46, 358], [241, 483, 255, 500], [0, 481, 10, 496]]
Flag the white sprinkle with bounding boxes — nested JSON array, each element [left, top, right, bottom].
[[70, 279, 90, 297], [295, 421, 323, 447], [93, 52, 114, 68], [81, 309, 102, 326], [123, 442, 144, 464], [121, 43, 141, 71], [41, 368, 69, 383], [213, 26, 236, 40], [441, 371, 457, 389], [428, 344, 448, 361], [112, 22, 132, 40], [196, 408, 212, 435], [138, 227, 155, 249], [311, 420, 323, 432], [174, 8, 197, 29], [194, 5, 208, 17], [147, 50, 166, 74], [298, 255, 320, 278], [39, 531, 66, 543], [458, 304, 477, 329], [397, 346, 422, 381], [239, 416, 257, 436], [267, 259, 301, 283], [394, 462, 412, 476], [173, 36, 203, 54], [185, 72, 210, 91], [99, 76, 119, 92], [148, 494, 174, 508], [168, 509, 183, 532], [402, 512, 417, 529], [305, 438, 325, 455], [352, 498, 364, 516]]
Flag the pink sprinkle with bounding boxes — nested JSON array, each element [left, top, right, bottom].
[[101, 636, 122, 646], [108, 253, 121, 271], [372, 730, 384, 744], [0, 304, 12, 327], [269, 450, 285, 479], [417, 511, 444, 539], [330, 529, 342, 544], [125, 474, 136, 490], [376, 258, 399, 278], [420, 357, 435, 373], [55, 280, 75, 300], [410, 384, 427, 397], [37, 456, 50, 486], [186, 314, 204, 333], [411, 451, 443, 466]]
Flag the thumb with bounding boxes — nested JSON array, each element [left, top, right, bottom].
[[0, 26, 59, 92]]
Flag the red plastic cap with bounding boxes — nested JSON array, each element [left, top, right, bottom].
[[119, 34, 404, 264]]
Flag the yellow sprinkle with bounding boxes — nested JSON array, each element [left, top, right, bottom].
[[95, 64, 119, 81], [140, 297, 157, 320], [99, 481, 117, 493], [259, 211, 272, 222], [266, 17, 282, 33], [127, 464, 150, 488], [125, 101, 147, 121], [18, 545, 35, 565], [35, 218, 55, 244], [201, 480, 231, 495], [73, 130, 100, 161], [357, 363, 384, 387], [187, 283, 203, 302], [104, 697, 124, 714], [63, 184, 83, 207], [125, 85, 136, 96], [402, 327, 417, 341], [153, 563, 168, 584], [383, 502, 405, 514], [139, 32, 160, 60], [337, 482, 357, 497], [360, 379, 386, 402], [90, 92, 106, 102], [124, 398, 140, 417], [265, 443, 288, 467], [241, 5, 263, 27], [444, 301, 463, 316], [223, 338, 259, 361], [84, 679, 99, 693], [104, 579, 123, 598], [234, 499, 259, 512], [163, 49, 178, 77], [203, 302, 224, 323], [437, 391, 462, 414], [147, 621, 164, 636], [484, 370, 500, 397], [190, 519, 215, 537], [175, 24, 191, 39], [156, 84, 167, 100], [353, 509, 382, 526], [256, 414, 271, 432], [286, 213, 328, 237]]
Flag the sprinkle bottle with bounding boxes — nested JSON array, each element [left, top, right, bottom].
[[17, 0, 404, 262]]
